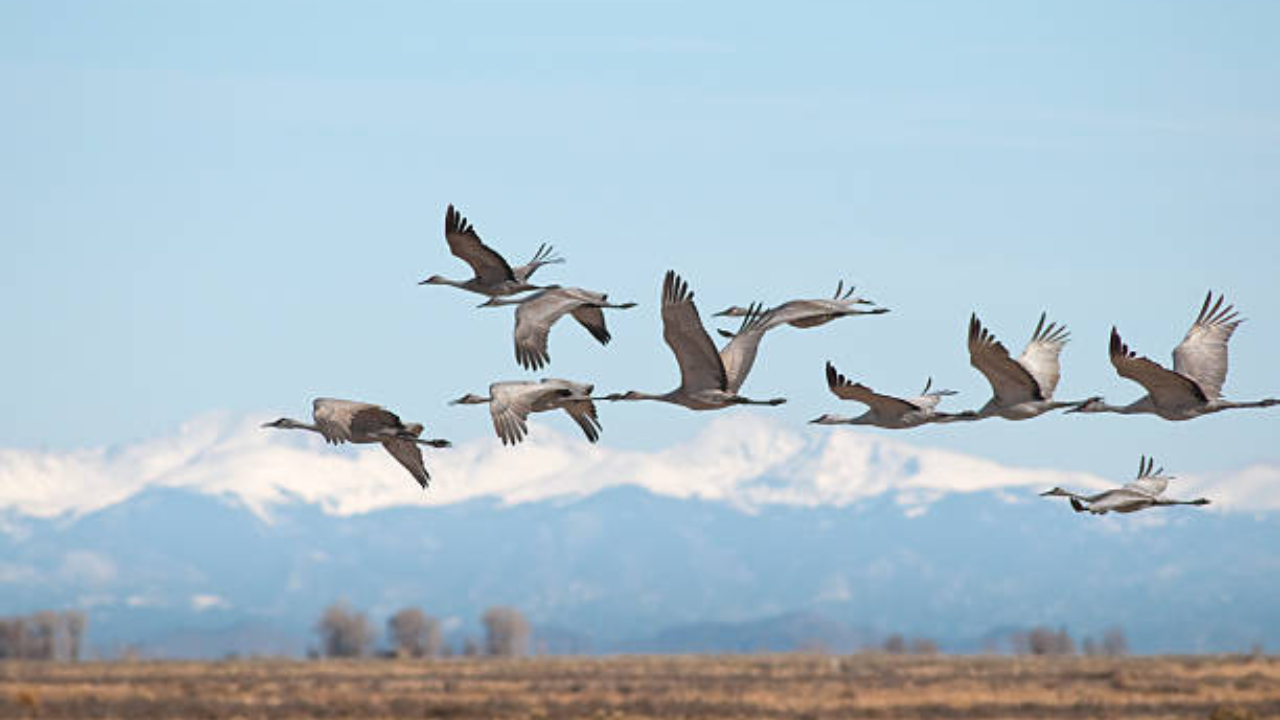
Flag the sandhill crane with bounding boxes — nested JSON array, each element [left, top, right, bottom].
[[965, 312, 1084, 420], [1068, 292, 1279, 420], [1041, 456, 1210, 515], [605, 271, 787, 410], [811, 362, 976, 429], [480, 286, 636, 370], [262, 398, 451, 489], [714, 281, 888, 337], [451, 379, 603, 445], [419, 204, 563, 298]]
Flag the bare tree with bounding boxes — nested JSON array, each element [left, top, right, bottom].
[[0, 618, 28, 659], [387, 608, 442, 658], [1101, 627, 1128, 656], [481, 607, 530, 657], [462, 637, 480, 657], [315, 602, 374, 658], [882, 634, 906, 654], [29, 611, 58, 660], [1015, 626, 1076, 656], [64, 611, 86, 662], [909, 637, 939, 655]]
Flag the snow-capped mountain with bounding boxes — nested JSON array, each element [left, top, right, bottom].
[[1, 414, 1277, 657]]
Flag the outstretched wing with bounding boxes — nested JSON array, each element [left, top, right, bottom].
[[312, 398, 384, 444], [380, 440, 430, 489], [511, 243, 564, 283], [569, 305, 612, 346], [661, 271, 727, 394], [444, 204, 516, 284], [487, 382, 560, 446], [1172, 291, 1243, 402], [1015, 312, 1070, 399], [1121, 455, 1170, 497], [909, 377, 958, 411], [968, 315, 1044, 404], [511, 289, 581, 370], [825, 362, 920, 417], [720, 302, 773, 394], [1110, 328, 1207, 408], [560, 399, 602, 443]]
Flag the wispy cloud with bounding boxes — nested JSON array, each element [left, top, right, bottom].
[[0, 413, 1272, 521]]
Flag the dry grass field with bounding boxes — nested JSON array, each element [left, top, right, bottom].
[[2, 654, 1278, 719]]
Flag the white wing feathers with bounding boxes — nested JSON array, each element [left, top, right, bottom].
[[1015, 312, 1070, 399], [1121, 455, 1171, 497], [1172, 291, 1243, 402]]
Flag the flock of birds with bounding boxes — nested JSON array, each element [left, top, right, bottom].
[[264, 205, 1279, 515]]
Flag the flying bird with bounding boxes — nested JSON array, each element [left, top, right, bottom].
[[965, 312, 1084, 420], [811, 362, 975, 429], [419, 204, 563, 298], [715, 280, 888, 337], [480, 286, 637, 370], [451, 379, 603, 446], [1040, 456, 1210, 515], [605, 271, 787, 410], [262, 399, 451, 489], [1068, 291, 1279, 420]]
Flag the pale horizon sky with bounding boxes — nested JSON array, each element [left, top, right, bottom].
[[3, 1, 1279, 479]]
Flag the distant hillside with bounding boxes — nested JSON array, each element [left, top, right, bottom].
[[2, 483, 1276, 657]]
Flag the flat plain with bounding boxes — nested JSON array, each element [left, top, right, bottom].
[[2, 654, 1278, 719]]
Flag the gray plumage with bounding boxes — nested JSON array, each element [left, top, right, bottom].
[[605, 271, 787, 410], [714, 280, 888, 337], [261, 398, 451, 489], [811, 362, 975, 429], [419, 204, 563, 298], [963, 312, 1084, 420], [452, 379, 602, 446], [480, 286, 636, 370], [1041, 455, 1210, 515], [1069, 292, 1279, 420]]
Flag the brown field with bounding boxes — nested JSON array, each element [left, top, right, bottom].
[[2, 654, 1278, 719]]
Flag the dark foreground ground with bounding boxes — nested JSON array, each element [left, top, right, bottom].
[[2, 655, 1278, 719]]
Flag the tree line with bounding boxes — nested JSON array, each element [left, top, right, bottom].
[[0, 611, 87, 661], [1006, 625, 1129, 656], [313, 602, 531, 659]]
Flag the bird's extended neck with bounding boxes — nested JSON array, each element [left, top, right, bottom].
[[1069, 397, 1154, 416], [480, 296, 526, 307], [269, 418, 321, 433], [811, 411, 879, 425], [420, 275, 469, 290], [607, 390, 669, 403]]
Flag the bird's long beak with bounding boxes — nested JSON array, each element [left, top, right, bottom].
[[712, 309, 732, 317], [808, 417, 824, 424], [1038, 489, 1056, 496]]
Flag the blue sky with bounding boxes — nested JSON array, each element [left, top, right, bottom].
[[3, 0, 1278, 478]]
